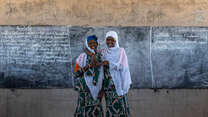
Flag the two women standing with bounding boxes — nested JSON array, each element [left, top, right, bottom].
[[74, 31, 132, 117]]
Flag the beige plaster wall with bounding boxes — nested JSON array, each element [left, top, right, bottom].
[[0, 0, 208, 26]]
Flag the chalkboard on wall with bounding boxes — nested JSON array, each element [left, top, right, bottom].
[[0, 26, 72, 88], [152, 27, 208, 88], [0, 26, 207, 89]]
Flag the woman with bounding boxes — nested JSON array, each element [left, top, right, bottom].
[[102, 31, 132, 117], [73, 35, 104, 117]]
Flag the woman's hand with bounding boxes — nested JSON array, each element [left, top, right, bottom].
[[95, 62, 103, 67], [90, 54, 97, 67], [102, 61, 109, 66], [84, 48, 95, 56], [98, 85, 104, 99], [82, 64, 91, 72]]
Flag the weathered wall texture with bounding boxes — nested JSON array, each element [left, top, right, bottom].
[[0, 0, 208, 26], [0, 0, 208, 117], [0, 89, 208, 117]]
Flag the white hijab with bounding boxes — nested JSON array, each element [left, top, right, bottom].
[[103, 31, 132, 96], [76, 37, 103, 100]]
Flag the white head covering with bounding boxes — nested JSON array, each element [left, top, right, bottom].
[[75, 36, 103, 100], [103, 31, 132, 96], [85, 37, 95, 53], [105, 31, 119, 48]]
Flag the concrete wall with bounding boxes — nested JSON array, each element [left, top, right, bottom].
[[0, 0, 208, 26], [0, 0, 208, 117], [0, 89, 208, 117]]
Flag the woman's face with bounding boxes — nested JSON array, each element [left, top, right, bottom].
[[88, 40, 98, 50], [106, 37, 115, 48]]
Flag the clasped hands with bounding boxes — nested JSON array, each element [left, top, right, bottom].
[[83, 48, 109, 72]]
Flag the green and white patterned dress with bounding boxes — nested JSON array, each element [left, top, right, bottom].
[[103, 65, 130, 117], [74, 52, 104, 117]]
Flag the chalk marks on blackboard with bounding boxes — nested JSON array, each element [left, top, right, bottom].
[[152, 27, 208, 88], [0, 26, 72, 88], [0, 26, 208, 88]]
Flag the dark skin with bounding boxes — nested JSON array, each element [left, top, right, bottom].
[[84, 48, 108, 67], [74, 40, 106, 98], [101, 36, 116, 65], [88, 39, 98, 50], [87, 40, 98, 67], [85, 37, 116, 98], [82, 40, 99, 72], [85, 37, 116, 67], [97, 36, 117, 98], [106, 36, 116, 48], [74, 40, 98, 78]]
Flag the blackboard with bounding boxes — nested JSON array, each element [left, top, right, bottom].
[[0, 26, 71, 88], [0, 26, 207, 88], [152, 27, 208, 88]]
